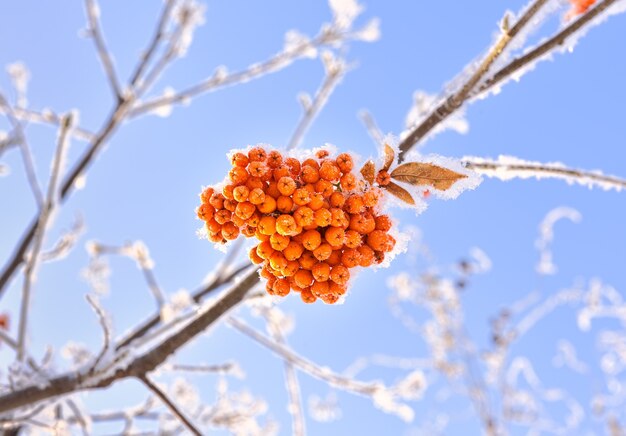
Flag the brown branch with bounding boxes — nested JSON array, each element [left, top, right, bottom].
[[84, 0, 123, 101], [138, 375, 201, 436], [0, 268, 260, 415]]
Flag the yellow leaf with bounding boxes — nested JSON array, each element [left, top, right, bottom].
[[384, 181, 415, 205], [382, 143, 395, 172], [360, 160, 375, 185], [390, 162, 467, 191]]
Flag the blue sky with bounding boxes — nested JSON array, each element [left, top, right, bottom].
[[1, 0, 626, 434]]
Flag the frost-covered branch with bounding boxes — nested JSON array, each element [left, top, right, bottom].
[[17, 114, 73, 362], [464, 155, 626, 191], [0, 105, 96, 142]]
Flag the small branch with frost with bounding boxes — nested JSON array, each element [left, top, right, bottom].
[[138, 375, 202, 436], [0, 105, 96, 142], [287, 55, 347, 151], [359, 110, 385, 146], [84, 0, 123, 101], [86, 294, 112, 372], [17, 114, 73, 362], [40, 215, 85, 263], [463, 156, 626, 191]]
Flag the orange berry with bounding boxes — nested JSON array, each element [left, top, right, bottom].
[[266, 150, 283, 168], [312, 262, 331, 282], [231, 152, 249, 167], [242, 225, 256, 237], [275, 195, 293, 213], [206, 219, 221, 234], [285, 157, 301, 177], [340, 173, 357, 191], [248, 161, 269, 179], [247, 212, 261, 227], [281, 261, 299, 277], [349, 213, 376, 234], [293, 188, 311, 206], [208, 232, 225, 244], [302, 158, 320, 170], [302, 230, 322, 251], [329, 192, 346, 208], [344, 230, 362, 248], [266, 181, 281, 198], [270, 233, 290, 251], [311, 280, 330, 296], [316, 149, 330, 159], [300, 288, 317, 303], [197, 203, 215, 221], [345, 195, 365, 214], [223, 199, 237, 212], [330, 265, 350, 285], [200, 187, 215, 204], [374, 215, 393, 231], [222, 184, 235, 200], [294, 269, 314, 287], [283, 240, 304, 261], [325, 226, 345, 247], [299, 250, 318, 270], [308, 193, 325, 211], [320, 293, 339, 304], [327, 249, 342, 266], [235, 201, 255, 220], [233, 185, 250, 202], [315, 180, 334, 198], [249, 246, 264, 264], [376, 170, 391, 186], [246, 177, 264, 191], [221, 222, 239, 240], [319, 160, 341, 181], [336, 153, 353, 173], [249, 188, 266, 205], [341, 248, 361, 268], [269, 251, 288, 271], [209, 193, 225, 209], [314, 208, 332, 227], [357, 245, 375, 267], [258, 216, 277, 235], [229, 166, 248, 184], [276, 214, 298, 236], [277, 176, 297, 196], [214, 209, 232, 225], [257, 196, 277, 214], [293, 206, 314, 227], [248, 147, 267, 162], [231, 213, 246, 227], [272, 165, 290, 182], [256, 241, 274, 260], [255, 228, 270, 241], [329, 281, 347, 296], [374, 251, 385, 264], [363, 188, 382, 207], [273, 278, 290, 296], [367, 230, 392, 252], [330, 208, 348, 228], [302, 165, 320, 184], [313, 243, 332, 261]]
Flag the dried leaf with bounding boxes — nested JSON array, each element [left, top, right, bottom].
[[360, 160, 375, 185], [382, 143, 395, 172], [384, 181, 415, 205], [390, 162, 467, 191]]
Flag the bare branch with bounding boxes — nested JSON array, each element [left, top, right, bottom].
[[17, 114, 73, 362], [287, 61, 346, 150], [0, 105, 96, 142], [86, 294, 112, 372], [84, 0, 123, 101], [464, 156, 626, 191], [359, 110, 385, 147], [138, 375, 202, 436], [40, 214, 85, 263]]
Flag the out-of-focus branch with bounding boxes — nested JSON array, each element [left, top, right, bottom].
[[0, 105, 96, 142], [463, 156, 626, 191], [17, 114, 73, 362], [359, 110, 385, 147], [287, 58, 346, 151], [138, 375, 201, 436], [40, 215, 85, 263], [84, 0, 123, 101]]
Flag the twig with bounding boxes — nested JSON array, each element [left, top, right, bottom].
[[0, 94, 45, 207], [86, 294, 112, 372], [138, 375, 201, 436], [17, 114, 73, 362], [287, 64, 346, 150], [0, 268, 260, 414], [359, 110, 385, 146], [397, 0, 550, 160], [0, 105, 96, 142], [130, 30, 344, 117], [478, 0, 621, 94], [168, 362, 238, 375], [463, 156, 626, 191], [84, 0, 123, 101], [40, 214, 85, 262], [65, 399, 89, 436]]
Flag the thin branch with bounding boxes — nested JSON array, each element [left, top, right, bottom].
[[130, 30, 344, 118], [86, 294, 112, 372], [0, 94, 45, 207], [478, 0, 621, 94], [359, 110, 385, 146], [84, 0, 123, 101], [287, 64, 346, 150], [167, 362, 239, 375], [40, 214, 85, 263], [0, 105, 96, 142], [17, 114, 73, 362], [463, 156, 626, 191], [138, 375, 201, 436], [397, 0, 550, 160], [65, 399, 89, 436], [0, 268, 260, 414]]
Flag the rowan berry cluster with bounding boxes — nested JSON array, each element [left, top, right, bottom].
[[196, 146, 396, 304]]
